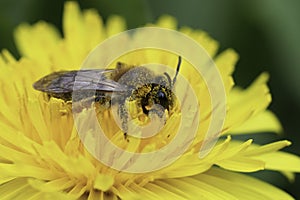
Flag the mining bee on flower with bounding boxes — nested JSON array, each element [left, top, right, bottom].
[[33, 56, 182, 139]]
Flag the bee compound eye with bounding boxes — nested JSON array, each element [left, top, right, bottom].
[[157, 90, 165, 99]]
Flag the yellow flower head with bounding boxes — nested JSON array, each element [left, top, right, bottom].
[[0, 2, 300, 200]]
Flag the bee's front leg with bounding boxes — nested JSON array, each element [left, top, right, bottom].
[[148, 104, 167, 124]]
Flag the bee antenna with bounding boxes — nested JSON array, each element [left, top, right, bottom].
[[163, 72, 172, 87], [172, 56, 182, 86]]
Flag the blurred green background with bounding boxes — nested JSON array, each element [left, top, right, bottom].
[[1, 0, 299, 198]]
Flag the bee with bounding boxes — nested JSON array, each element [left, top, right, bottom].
[[33, 56, 182, 139]]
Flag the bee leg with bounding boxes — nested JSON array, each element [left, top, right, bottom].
[[149, 105, 166, 122], [141, 97, 149, 115], [118, 103, 129, 142]]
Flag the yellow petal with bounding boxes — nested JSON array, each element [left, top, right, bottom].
[[179, 27, 219, 57], [63, 1, 83, 42], [230, 110, 283, 134], [156, 15, 178, 29], [0, 178, 76, 200], [214, 49, 238, 94], [223, 73, 271, 134], [0, 178, 34, 200], [120, 167, 294, 200], [228, 140, 300, 173], [82, 9, 106, 48], [106, 15, 126, 37], [199, 167, 294, 200], [253, 151, 300, 172], [28, 177, 75, 193], [0, 49, 16, 65], [281, 171, 295, 182], [62, 1, 87, 66], [162, 178, 237, 200], [216, 156, 265, 172], [14, 22, 60, 66], [243, 140, 291, 156], [94, 174, 114, 192]]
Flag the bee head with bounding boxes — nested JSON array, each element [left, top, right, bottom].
[[142, 56, 182, 115], [140, 84, 173, 117]]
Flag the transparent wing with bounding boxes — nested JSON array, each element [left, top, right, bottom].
[[33, 69, 127, 94]]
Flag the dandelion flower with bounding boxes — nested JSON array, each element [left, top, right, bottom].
[[1, 2, 300, 200]]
